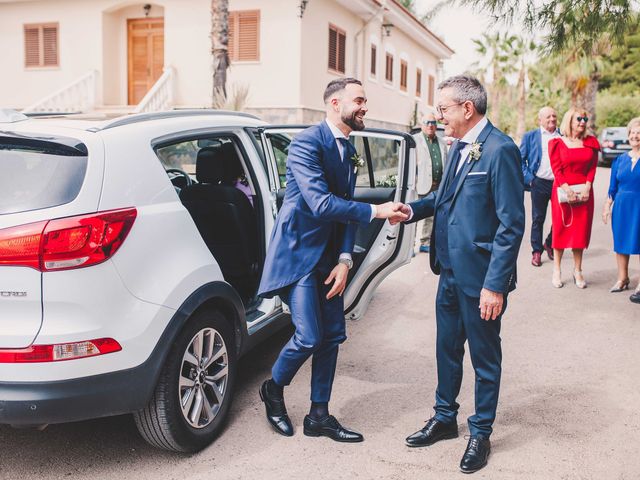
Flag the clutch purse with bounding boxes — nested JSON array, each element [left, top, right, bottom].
[[557, 184, 586, 203]]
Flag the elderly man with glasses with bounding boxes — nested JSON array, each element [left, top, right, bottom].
[[413, 113, 448, 253]]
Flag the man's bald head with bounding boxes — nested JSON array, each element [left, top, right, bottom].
[[538, 107, 557, 133]]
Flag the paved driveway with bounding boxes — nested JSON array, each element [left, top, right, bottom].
[[1, 167, 638, 480]]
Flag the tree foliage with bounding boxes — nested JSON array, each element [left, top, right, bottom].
[[461, 0, 638, 55]]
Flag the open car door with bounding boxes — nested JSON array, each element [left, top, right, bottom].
[[256, 126, 416, 320]]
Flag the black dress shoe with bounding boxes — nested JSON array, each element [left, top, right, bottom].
[[303, 415, 364, 443], [460, 435, 491, 474], [630, 290, 640, 304], [259, 380, 294, 437], [405, 417, 458, 447]]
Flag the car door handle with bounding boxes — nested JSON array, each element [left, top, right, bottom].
[[386, 234, 397, 241]]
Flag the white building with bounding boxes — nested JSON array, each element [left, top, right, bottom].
[[0, 0, 453, 129]]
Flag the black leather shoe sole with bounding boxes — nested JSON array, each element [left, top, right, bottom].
[[303, 426, 364, 443], [460, 456, 489, 474], [405, 430, 458, 447]]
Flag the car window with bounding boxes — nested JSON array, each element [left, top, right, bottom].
[[603, 128, 627, 140], [155, 135, 254, 198], [259, 131, 297, 189], [352, 136, 401, 188], [0, 135, 88, 215]]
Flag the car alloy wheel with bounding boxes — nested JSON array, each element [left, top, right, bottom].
[[179, 327, 229, 428]]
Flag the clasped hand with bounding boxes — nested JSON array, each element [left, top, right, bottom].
[[375, 201, 411, 225]]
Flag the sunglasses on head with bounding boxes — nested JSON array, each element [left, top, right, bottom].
[[422, 120, 437, 126], [576, 116, 589, 122]]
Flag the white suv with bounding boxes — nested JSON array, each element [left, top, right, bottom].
[[0, 109, 416, 452]]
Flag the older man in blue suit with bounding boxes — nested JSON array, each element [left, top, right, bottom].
[[258, 78, 407, 442], [396, 76, 524, 473], [520, 106, 560, 267]]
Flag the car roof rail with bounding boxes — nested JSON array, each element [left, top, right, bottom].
[[0, 109, 29, 123], [94, 109, 260, 131]]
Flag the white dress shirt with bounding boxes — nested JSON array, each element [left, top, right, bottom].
[[455, 116, 488, 174], [536, 126, 559, 181]]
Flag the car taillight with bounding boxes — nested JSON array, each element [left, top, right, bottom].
[[0, 338, 122, 363], [0, 208, 136, 271]]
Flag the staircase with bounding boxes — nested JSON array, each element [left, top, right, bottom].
[[22, 66, 175, 116]]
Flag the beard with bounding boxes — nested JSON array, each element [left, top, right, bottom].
[[342, 109, 365, 131]]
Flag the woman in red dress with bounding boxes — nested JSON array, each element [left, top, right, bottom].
[[549, 108, 600, 288]]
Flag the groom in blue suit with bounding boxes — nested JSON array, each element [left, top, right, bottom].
[[258, 78, 407, 442], [398, 76, 524, 473]]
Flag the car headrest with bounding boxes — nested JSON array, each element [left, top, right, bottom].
[[195, 146, 225, 184]]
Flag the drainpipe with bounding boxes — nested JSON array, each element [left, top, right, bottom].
[[353, 0, 387, 79]]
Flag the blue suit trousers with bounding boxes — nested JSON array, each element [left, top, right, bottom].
[[434, 268, 506, 437], [271, 265, 346, 403]]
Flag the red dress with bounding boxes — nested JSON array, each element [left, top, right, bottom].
[[549, 136, 600, 249]]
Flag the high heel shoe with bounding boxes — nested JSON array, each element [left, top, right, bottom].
[[610, 279, 630, 293], [552, 269, 563, 288], [573, 270, 587, 289]]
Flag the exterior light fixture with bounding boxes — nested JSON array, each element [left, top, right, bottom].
[[382, 23, 394, 37], [298, 0, 309, 18], [143, 4, 151, 17]]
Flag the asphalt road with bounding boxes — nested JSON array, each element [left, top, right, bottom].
[[1, 167, 638, 480]]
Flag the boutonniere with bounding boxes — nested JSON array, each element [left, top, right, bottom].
[[351, 152, 365, 172], [467, 142, 483, 164]]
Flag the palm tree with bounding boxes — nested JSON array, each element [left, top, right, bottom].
[[503, 36, 537, 140], [211, 0, 229, 103], [472, 32, 516, 128]]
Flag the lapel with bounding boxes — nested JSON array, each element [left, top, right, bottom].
[[435, 139, 461, 207], [451, 120, 495, 203], [319, 120, 350, 194]]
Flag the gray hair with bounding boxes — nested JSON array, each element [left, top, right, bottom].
[[437, 75, 487, 115]]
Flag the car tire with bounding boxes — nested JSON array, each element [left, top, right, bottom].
[[133, 309, 237, 452]]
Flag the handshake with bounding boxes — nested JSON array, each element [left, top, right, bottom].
[[374, 202, 411, 225]]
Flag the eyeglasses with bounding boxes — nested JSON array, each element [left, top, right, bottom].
[[576, 116, 589, 123], [436, 102, 464, 117], [422, 120, 437, 126]]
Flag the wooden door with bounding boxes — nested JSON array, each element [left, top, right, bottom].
[[127, 17, 164, 105]]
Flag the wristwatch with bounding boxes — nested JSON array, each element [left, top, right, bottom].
[[338, 257, 353, 270]]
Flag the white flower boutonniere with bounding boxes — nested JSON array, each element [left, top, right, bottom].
[[467, 142, 483, 164], [351, 152, 365, 172]]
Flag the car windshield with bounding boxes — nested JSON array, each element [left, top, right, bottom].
[[0, 134, 88, 215]]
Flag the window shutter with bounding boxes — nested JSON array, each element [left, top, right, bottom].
[[238, 10, 259, 61], [24, 26, 40, 67], [385, 53, 393, 82], [370, 44, 376, 75], [400, 60, 408, 91], [42, 25, 58, 66], [228, 10, 259, 62], [428, 75, 435, 105], [328, 27, 337, 71], [416, 68, 422, 97], [337, 30, 345, 73], [228, 11, 237, 61]]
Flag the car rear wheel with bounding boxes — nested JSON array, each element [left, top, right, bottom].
[[133, 309, 236, 452]]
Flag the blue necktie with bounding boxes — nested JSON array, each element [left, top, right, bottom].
[[444, 140, 467, 190], [338, 137, 352, 162]]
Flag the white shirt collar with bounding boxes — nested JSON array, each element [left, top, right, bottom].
[[540, 126, 558, 136], [460, 116, 488, 145], [325, 119, 348, 140]]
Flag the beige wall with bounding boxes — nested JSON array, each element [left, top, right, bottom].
[[0, 0, 448, 123], [0, 0, 104, 109]]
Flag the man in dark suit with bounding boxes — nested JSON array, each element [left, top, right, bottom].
[[396, 76, 525, 473], [258, 78, 407, 442], [520, 106, 560, 266]]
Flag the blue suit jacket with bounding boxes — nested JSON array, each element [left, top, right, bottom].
[[258, 121, 372, 298], [519, 128, 542, 188], [408, 121, 525, 297]]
